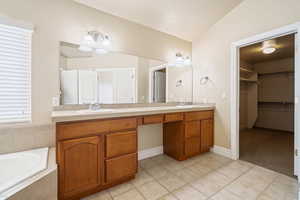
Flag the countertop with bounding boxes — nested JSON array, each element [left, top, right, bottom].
[[52, 104, 215, 123]]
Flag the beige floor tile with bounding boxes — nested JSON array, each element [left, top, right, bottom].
[[140, 158, 158, 169], [109, 182, 134, 197], [137, 181, 169, 200], [191, 171, 233, 197], [210, 189, 242, 200], [225, 177, 266, 200], [187, 163, 212, 176], [113, 189, 144, 200], [206, 153, 233, 165], [146, 165, 170, 179], [157, 173, 186, 192], [173, 168, 200, 183], [257, 174, 299, 200], [158, 194, 178, 200], [196, 157, 225, 170], [163, 161, 185, 172], [151, 154, 173, 165], [217, 160, 252, 179], [181, 157, 199, 167], [173, 185, 206, 200], [131, 170, 154, 187], [82, 191, 112, 200]]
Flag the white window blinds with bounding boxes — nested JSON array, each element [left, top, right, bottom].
[[0, 23, 33, 123]]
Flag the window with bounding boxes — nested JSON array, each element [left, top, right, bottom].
[[0, 22, 33, 123]]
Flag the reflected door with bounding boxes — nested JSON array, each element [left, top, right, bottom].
[[78, 70, 98, 104]]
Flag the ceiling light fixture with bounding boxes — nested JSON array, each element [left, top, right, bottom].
[[262, 40, 276, 54], [78, 31, 111, 54]]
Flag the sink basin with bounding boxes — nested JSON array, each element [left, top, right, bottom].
[[175, 105, 200, 108], [76, 109, 114, 114]]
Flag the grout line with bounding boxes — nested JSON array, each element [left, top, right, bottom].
[[255, 173, 280, 200]]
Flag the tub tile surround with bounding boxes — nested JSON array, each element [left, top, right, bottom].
[[83, 152, 299, 200], [0, 124, 55, 154]]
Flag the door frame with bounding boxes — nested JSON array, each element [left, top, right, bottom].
[[230, 22, 300, 176], [149, 64, 168, 103]]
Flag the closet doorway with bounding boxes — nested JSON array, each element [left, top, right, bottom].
[[239, 34, 295, 176]]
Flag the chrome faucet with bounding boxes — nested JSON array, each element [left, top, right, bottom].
[[89, 103, 101, 110]]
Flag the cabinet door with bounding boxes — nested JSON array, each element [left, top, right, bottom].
[[105, 153, 137, 183], [185, 121, 200, 138], [58, 136, 102, 199], [185, 137, 201, 157], [201, 119, 214, 152]]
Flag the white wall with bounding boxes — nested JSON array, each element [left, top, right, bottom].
[[193, 0, 300, 148]]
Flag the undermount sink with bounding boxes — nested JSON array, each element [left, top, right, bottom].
[[76, 109, 114, 114], [175, 105, 200, 108]]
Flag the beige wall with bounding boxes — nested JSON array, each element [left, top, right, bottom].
[[0, 0, 191, 152], [254, 58, 294, 132], [193, 0, 300, 148], [0, 0, 191, 126]]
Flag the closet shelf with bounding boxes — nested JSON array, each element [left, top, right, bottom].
[[258, 101, 294, 104], [258, 71, 294, 76], [240, 78, 257, 82], [240, 67, 254, 73]]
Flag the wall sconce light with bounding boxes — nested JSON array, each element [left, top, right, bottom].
[[79, 30, 111, 54]]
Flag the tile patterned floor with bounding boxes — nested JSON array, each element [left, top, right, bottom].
[[83, 152, 299, 200]]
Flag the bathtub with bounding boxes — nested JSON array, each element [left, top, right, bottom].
[[0, 148, 49, 198]]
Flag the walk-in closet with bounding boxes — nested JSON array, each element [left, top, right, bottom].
[[239, 34, 295, 176]]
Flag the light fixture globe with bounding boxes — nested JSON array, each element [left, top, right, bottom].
[[262, 40, 276, 54], [262, 47, 276, 54]]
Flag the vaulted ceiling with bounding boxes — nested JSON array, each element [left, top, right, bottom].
[[74, 0, 243, 41]]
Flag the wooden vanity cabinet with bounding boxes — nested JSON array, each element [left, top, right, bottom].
[[57, 118, 138, 200], [56, 110, 214, 200], [164, 110, 214, 160]]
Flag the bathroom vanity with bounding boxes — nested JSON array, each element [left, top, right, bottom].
[[53, 105, 214, 200]]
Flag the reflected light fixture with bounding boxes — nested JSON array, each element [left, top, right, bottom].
[[79, 30, 111, 54], [262, 40, 276, 54], [174, 53, 192, 67]]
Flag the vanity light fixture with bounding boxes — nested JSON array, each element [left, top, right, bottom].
[[262, 40, 276, 54], [175, 53, 192, 67], [78, 30, 111, 54]]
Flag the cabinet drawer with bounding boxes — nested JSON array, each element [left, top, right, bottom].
[[185, 111, 213, 121], [106, 131, 137, 158], [57, 120, 110, 140], [106, 153, 137, 183], [185, 121, 200, 138], [165, 113, 184, 122], [185, 137, 200, 157], [110, 118, 137, 132], [143, 114, 164, 124]]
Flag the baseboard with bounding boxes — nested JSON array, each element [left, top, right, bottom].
[[210, 145, 234, 159], [138, 146, 163, 160]]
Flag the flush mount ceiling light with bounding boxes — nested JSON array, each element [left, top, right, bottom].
[[78, 31, 111, 54], [262, 40, 276, 54]]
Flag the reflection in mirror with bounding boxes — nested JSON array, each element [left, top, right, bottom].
[[59, 42, 193, 105]]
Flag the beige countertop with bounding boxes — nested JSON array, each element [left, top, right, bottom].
[[52, 104, 215, 123]]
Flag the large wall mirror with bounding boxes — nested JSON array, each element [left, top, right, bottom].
[[59, 42, 193, 105]]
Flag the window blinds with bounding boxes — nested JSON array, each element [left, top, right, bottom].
[[0, 23, 33, 123]]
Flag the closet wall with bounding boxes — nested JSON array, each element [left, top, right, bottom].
[[240, 60, 258, 130], [254, 58, 294, 132]]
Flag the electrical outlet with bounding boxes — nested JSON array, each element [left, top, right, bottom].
[[52, 97, 59, 107]]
